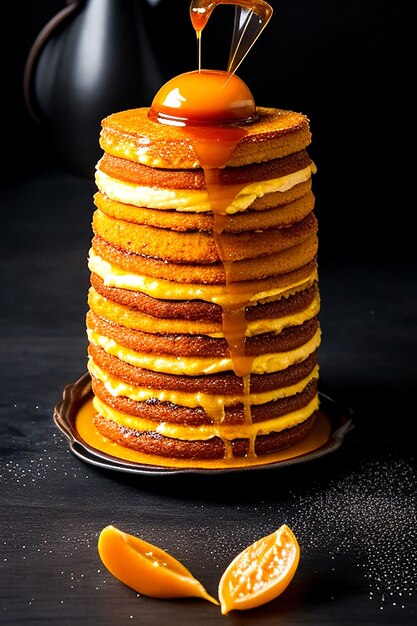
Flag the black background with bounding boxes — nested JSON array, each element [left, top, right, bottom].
[[2, 2, 417, 625], [4, 0, 417, 259]]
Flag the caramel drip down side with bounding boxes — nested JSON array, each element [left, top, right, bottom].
[[192, 134, 255, 373], [189, 125, 260, 457]]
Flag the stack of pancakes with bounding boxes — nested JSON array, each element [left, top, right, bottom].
[[86, 105, 320, 463]]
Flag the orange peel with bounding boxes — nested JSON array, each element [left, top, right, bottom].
[[218, 523, 300, 614], [98, 525, 219, 605]]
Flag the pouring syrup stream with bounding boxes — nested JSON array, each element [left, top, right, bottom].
[[190, 0, 273, 74]]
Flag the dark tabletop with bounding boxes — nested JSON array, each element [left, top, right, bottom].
[[1, 163, 416, 626]]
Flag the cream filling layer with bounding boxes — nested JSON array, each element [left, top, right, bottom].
[[88, 249, 318, 305], [88, 287, 320, 337], [88, 357, 319, 408], [87, 328, 321, 375], [95, 166, 313, 214], [93, 395, 319, 441]]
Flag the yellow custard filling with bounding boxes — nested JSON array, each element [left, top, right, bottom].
[[95, 166, 314, 214], [87, 328, 321, 375], [88, 287, 320, 337], [88, 249, 318, 305], [88, 357, 319, 408], [92, 395, 319, 441]]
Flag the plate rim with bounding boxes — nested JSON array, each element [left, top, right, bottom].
[[53, 372, 354, 476]]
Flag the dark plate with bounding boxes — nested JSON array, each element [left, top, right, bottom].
[[53, 372, 354, 476]]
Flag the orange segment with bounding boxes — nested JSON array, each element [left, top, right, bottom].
[[98, 525, 219, 605], [218, 524, 300, 614]]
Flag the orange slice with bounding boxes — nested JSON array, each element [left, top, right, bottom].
[[98, 525, 219, 605], [218, 524, 300, 614]]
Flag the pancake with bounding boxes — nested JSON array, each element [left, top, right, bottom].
[[99, 106, 312, 169], [89, 273, 318, 322], [92, 208, 317, 263], [90, 234, 318, 283], [86, 308, 319, 356], [95, 164, 314, 213], [87, 344, 319, 394], [93, 187, 315, 232], [89, 375, 319, 426], [91, 409, 318, 460], [97, 151, 313, 188], [85, 75, 321, 464]]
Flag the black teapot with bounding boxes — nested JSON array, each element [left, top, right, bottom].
[[24, 0, 164, 177]]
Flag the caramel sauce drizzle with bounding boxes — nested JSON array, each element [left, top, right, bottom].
[[186, 1, 273, 456], [191, 135, 254, 458], [190, 0, 273, 74], [145, 0, 273, 459]]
